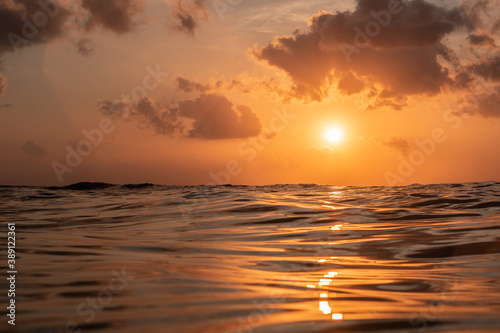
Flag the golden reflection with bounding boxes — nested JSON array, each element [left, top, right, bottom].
[[308, 225, 344, 322], [332, 313, 343, 320], [319, 301, 332, 314], [329, 191, 344, 199]]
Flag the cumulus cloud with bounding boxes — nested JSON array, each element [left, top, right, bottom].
[[171, 0, 208, 35], [180, 93, 261, 139], [0, 74, 6, 95], [99, 93, 262, 140], [0, 0, 72, 54], [22, 140, 47, 161], [252, 0, 472, 103], [80, 0, 144, 34]]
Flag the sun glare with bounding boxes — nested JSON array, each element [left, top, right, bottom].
[[326, 128, 343, 143]]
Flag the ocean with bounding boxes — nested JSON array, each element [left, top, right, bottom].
[[1, 182, 500, 333]]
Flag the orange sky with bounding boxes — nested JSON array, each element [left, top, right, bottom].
[[1, 0, 499, 186]]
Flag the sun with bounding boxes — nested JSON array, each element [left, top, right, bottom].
[[325, 128, 343, 143]]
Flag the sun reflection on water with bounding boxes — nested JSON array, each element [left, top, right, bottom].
[[307, 223, 344, 321]]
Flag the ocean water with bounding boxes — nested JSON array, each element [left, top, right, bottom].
[[1, 182, 500, 333]]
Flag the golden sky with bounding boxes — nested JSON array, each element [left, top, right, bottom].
[[1, 0, 499, 186]]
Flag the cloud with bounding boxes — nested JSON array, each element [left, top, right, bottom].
[[462, 0, 499, 33], [383, 137, 410, 154], [0, 0, 145, 57], [99, 93, 262, 140], [366, 89, 408, 111], [74, 37, 95, 56], [337, 72, 365, 95], [80, 0, 144, 34], [471, 56, 500, 81], [0, 0, 72, 54], [361, 136, 410, 154], [171, 0, 208, 35], [252, 0, 472, 102], [468, 33, 496, 47], [179, 93, 261, 139], [460, 88, 500, 118], [0, 74, 6, 95], [22, 140, 47, 161], [99, 96, 183, 136], [173, 74, 289, 102], [174, 75, 212, 93], [475, 92, 500, 118]]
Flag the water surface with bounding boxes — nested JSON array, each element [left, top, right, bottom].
[[1, 182, 500, 332]]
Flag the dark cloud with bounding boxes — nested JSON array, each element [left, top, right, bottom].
[[179, 93, 261, 139], [81, 0, 143, 34], [453, 71, 474, 89], [22, 140, 47, 161], [468, 33, 496, 47], [99, 93, 262, 140], [252, 0, 471, 103], [0, 103, 13, 108], [0, 74, 6, 95], [0, 0, 71, 54], [460, 88, 500, 118], [171, 0, 208, 35], [475, 92, 500, 118], [74, 37, 95, 56], [98, 97, 182, 136], [0, 0, 144, 57], [175, 75, 211, 93], [471, 56, 500, 81]]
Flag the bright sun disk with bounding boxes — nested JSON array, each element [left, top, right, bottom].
[[326, 128, 343, 143]]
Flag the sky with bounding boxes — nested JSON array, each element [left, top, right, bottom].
[[1, 0, 499, 186]]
